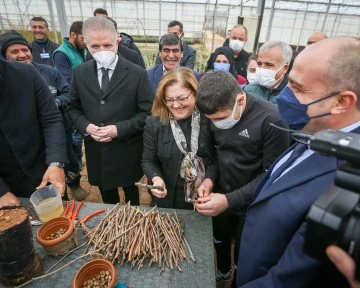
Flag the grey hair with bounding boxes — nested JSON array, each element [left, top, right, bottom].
[[83, 16, 117, 43], [259, 41, 293, 64], [231, 24, 248, 37]]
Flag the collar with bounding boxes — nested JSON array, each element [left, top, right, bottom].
[[162, 65, 180, 75], [35, 38, 49, 45], [96, 53, 119, 71], [340, 120, 360, 132]]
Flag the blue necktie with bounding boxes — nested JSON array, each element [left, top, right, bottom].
[[259, 143, 307, 195]]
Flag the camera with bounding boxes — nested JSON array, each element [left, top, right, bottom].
[[297, 129, 360, 280]]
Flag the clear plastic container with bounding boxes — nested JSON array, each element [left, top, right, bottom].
[[30, 185, 64, 222]]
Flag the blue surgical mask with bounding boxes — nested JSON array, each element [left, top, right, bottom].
[[276, 86, 340, 130], [213, 62, 230, 72]]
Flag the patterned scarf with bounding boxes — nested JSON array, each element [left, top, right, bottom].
[[170, 108, 205, 203]]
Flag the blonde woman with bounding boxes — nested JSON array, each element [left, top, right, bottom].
[[142, 67, 217, 209]]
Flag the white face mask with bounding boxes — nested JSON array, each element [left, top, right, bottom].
[[247, 72, 258, 84], [229, 39, 245, 52], [256, 64, 286, 89], [212, 100, 243, 130], [92, 50, 116, 69]]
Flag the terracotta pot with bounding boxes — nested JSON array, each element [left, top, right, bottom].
[[36, 217, 75, 255], [72, 259, 117, 288]]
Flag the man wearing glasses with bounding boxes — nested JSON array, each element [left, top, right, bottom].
[[147, 33, 200, 93]]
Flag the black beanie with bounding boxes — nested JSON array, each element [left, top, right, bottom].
[[0, 31, 31, 57]]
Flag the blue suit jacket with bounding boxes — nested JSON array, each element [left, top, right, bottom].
[[146, 64, 201, 93], [237, 126, 360, 288]]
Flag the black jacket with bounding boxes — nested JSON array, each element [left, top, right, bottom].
[[67, 55, 153, 189], [120, 33, 143, 56], [223, 39, 250, 78], [118, 45, 145, 68], [211, 94, 289, 212], [205, 46, 238, 79], [142, 114, 218, 208], [30, 38, 59, 67], [0, 59, 67, 196]]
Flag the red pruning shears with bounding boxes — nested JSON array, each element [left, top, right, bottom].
[[61, 200, 105, 224]]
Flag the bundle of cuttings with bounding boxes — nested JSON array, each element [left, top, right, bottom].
[[82, 204, 195, 273]]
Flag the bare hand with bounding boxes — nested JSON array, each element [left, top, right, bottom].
[[36, 166, 66, 196], [86, 124, 117, 142], [0, 192, 20, 208], [151, 176, 167, 198], [197, 178, 214, 198], [326, 245, 360, 288], [98, 125, 118, 139], [195, 193, 229, 216]]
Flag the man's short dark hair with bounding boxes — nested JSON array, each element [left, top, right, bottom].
[[94, 8, 108, 16], [30, 16, 48, 28], [168, 20, 183, 33], [197, 70, 243, 115], [159, 33, 183, 52], [106, 17, 117, 31], [69, 21, 83, 35]]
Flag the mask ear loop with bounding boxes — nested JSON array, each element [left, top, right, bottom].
[[306, 91, 341, 106], [231, 100, 243, 120]]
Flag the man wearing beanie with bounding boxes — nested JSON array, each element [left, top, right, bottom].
[[0, 31, 88, 201], [29, 17, 59, 67]]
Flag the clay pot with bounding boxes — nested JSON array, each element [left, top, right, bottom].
[[72, 259, 117, 288], [36, 217, 75, 256]]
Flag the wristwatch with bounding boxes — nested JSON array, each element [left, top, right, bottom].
[[48, 162, 65, 168]]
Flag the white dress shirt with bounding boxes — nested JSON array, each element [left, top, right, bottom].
[[272, 121, 360, 182], [96, 54, 119, 89]]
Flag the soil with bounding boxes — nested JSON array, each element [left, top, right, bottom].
[[0, 208, 28, 231]]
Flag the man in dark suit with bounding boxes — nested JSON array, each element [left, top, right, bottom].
[[155, 20, 196, 69], [147, 33, 200, 93], [67, 16, 153, 205], [236, 37, 360, 287], [0, 58, 67, 207]]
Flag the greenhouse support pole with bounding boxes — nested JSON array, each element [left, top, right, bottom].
[[265, 0, 276, 42], [211, 0, 218, 53], [297, 2, 309, 49], [321, 0, 332, 32], [55, 0, 69, 39], [159, 0, 162, 39], [253, 0, 265, 52], [330, 5, 340, 37], [47, 0, 59, 43], [78, 0, 84, 20], [0, 14, 5, 32]]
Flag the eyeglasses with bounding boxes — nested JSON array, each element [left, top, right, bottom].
[[163, 90, 192, 107]]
